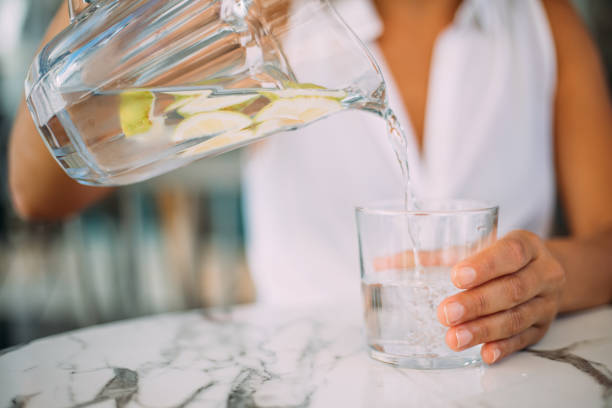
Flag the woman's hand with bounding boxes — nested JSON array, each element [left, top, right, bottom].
[[437, 230, 567, 364]]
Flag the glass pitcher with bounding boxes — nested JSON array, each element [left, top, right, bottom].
[[26, 0, 386, 185]]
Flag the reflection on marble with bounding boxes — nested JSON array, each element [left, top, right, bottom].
[[1, 305, 611, 407]]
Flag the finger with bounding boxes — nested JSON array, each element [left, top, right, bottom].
[[451, 230, 541, 290], [443, 296, 555, 350], [438, 259, 547, 326], [480, 324, 550, 364]]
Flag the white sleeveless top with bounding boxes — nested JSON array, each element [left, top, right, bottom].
[[242, 0, 557, 305]]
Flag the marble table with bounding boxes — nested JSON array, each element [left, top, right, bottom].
[[1, 304, 611, 408]]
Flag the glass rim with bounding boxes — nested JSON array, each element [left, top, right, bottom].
[[355, 199, 499, 216]]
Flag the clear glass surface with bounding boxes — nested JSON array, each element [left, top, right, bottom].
[[26, 0, 385, 185], [355, 199, 499, 369]]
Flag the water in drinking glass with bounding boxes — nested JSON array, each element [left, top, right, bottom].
[[362, 266, 482, 369], [356, 200, 498, 368]]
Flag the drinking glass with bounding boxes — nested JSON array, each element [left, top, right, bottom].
[[355, 199, 498, 369]]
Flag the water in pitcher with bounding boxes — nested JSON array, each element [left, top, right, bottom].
[[38, 80, 420, 206], [37, 83, 350, 184]]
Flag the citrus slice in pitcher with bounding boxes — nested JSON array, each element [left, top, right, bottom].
[[262, 89, 347, 100], [177, 94, 258, 116], [119, 90, 154, 137], [173, 111, 253, 143], [181, 129, 256, 157], [164, 90, 212, 113], [255, 96, 343, 124]]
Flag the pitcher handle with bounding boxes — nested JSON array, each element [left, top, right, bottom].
[[69, 0, 95, 22]]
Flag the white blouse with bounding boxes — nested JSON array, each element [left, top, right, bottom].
[[242, 0, 557, 306]]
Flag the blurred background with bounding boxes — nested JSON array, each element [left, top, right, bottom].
[[0, 0, 610, 349]]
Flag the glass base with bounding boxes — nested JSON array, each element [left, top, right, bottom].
[[369, 347, 482, 370]]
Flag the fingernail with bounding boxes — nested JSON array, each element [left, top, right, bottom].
[[455, 328, 473, 348], [491, 348, 501, 363], [453, 267, 476, 287], [444, 302, 465, 325]]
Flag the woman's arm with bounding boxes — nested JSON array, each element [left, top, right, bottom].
[[545, 0, 612, 311], [435, 0, 612, 365], [9, 1, 114, 221]]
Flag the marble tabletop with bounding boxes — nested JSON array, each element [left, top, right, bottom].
[[1, 303, 611, 408]]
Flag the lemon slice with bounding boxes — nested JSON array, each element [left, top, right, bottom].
[[255, 96, 343, 124], [173, 111, 253, 142], [164, 90, 212, 113], [163, 90, 212, 97], [182, 129, 255, 156], [119, 90, 154, 137], [178, 94, 258, 116], [254, 118, 301, 139]]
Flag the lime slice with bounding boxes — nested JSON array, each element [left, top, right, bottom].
[[173, 111, 253, 142], [119, 90, 154, 137], [127, 117, 166, 140], [255, 96, 343, 124], [282, 81, 326, 90], [178, 94, 258, 116]]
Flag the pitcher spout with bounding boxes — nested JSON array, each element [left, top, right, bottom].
[[69, 0, 95, 21]]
